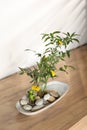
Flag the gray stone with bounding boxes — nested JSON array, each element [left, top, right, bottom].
[[43, 100, 49, 105], [31, 105, 44, 111], [23, 105, 32, 111], [35, 99, 43, 106]]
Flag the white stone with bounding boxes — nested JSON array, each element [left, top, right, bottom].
[[23, 105, 32, 111], [35, 99, 43, 106], [20, 99, 28, 106], [43, 93, 51, 101]]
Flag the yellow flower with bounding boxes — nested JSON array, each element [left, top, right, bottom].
[[58, 40, 62, 45], [51, 70, 56, 77], [32, 85, 41, 91]]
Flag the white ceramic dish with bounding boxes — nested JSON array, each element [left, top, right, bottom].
[[16, 81, 69, 115]]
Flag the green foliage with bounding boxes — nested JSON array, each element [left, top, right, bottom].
[[19, 31, 79, 90]]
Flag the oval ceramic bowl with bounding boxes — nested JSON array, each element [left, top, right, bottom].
[[16, 81, 69, 115]]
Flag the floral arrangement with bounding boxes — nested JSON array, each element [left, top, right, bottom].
[[19, 31, 79, 103]]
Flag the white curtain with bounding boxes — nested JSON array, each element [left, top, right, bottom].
[[0, 0, 87, 79]]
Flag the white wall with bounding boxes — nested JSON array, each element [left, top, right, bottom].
[[0, 0, 87, 79]]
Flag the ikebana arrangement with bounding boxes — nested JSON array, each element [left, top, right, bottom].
[[16, 31, 79, 114]]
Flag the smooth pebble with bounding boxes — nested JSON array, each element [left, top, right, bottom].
[[50, 90, 59, 98], [31, 105, 44, 111], [20, 99, 28, 106], [43, 93, 51, 101], [35, 99, 43, 106], [23, 105, 32, 111], [48, 96, 55, 102]]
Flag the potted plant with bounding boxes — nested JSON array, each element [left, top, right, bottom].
[[16, 31, 79, 115]]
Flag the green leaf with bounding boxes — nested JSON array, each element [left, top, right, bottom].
[[45, 42, 53, 46], [59, 67, 65, 72], [73, 38, 79, 43], [53, 31, 60, 34], [64, 65, 68, 69], [25, 49, 36, 53], [18, 67, 25, 74], [36, 53, 42, 57], [62, 52, 65, 58], [59, 56, 65, 61], [41, 34, 49, 39], [59, 67, 68, 73], [66, 51, 70, 58], [44, 37, 50, 42], [71, 32, 76, 37], [19, 67, 23, 71], [50, 33, 53, 38], [68, 65, 75, 70], [63, 32, 67, 35], [67, 32, 70, 36], [71, 32, 80, 37], [19, 71, 24, 75]]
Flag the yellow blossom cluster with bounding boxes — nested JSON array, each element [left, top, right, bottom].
[[32, 85, 41, 91], [50, 70, 56, 77]]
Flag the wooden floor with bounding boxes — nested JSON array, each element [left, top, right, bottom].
[[0, 44, 87, 130]]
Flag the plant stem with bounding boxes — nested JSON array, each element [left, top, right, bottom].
[[43, 83, 47, 92]]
